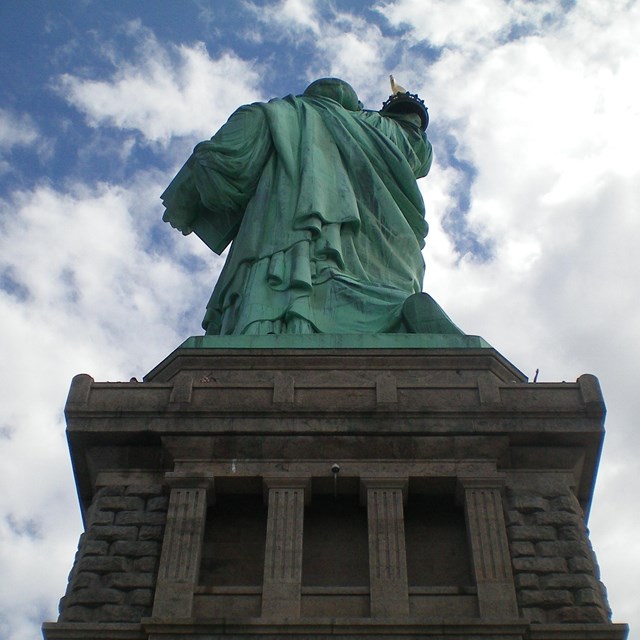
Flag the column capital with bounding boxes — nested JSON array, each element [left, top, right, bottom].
[[360, 477, 408, 505], [457, 474, 506, 488], [262, 476, 311, 489], [164, 470, 215, 492], [360, 476, 408, 489], [262, 476, 311, 505], [456, 474, 506, 503]]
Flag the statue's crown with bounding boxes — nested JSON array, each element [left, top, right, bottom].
[[381, 91, 429, 131]]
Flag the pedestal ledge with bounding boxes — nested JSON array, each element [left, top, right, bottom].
[[181, 333, 492, 350], [42, 619, 629, 640], [143, 335, 524, 384]]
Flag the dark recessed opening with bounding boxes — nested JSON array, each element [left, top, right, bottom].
[[404, 494, 473, 587], [303, 494, 369, 587], [200, 494, 267, 586]]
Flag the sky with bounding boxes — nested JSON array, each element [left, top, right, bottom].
[[0, 0, 638, 637]]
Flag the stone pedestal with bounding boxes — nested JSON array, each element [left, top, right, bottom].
[[43, 337, 628, 639]]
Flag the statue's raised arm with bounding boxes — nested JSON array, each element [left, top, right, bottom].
[[162, 77, 462, 336]]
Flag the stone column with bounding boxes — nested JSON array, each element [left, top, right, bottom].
[[151, 476, 212, 619], [362, 478, 409, 617], [458, 476, 518, 618], [261, 478, 309, 618]]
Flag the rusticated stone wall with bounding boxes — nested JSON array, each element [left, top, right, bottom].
[[58, 483, 167, 623], [506, 476, 610, 624]]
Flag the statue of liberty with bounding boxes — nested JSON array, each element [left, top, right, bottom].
[[162, 77, 462, 336]]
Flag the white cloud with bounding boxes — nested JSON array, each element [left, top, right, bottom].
[[56, 26, 264, 145], [0, 108, 39, 151], [257, 0, 321, 34], [0, 173, 224, 636], [378, 0, 513, 49], [377, 0, 568, 51], [0, 108, 45, 174], [247, 1, 395, 102], [308, 13, 394, 94]]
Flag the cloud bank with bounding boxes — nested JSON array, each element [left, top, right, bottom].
[[57, 24, 265, 146]]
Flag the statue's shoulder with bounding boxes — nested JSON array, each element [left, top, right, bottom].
[[259, 94, 300, 109], [235, 94, 300, 118], [358, 109, 384, 124], [220, 97, 299, 133]]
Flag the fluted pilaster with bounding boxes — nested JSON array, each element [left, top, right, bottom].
[[362, 478, 409, 617], [261, 478, 309, 618], [152, 479, 211, 618], [458, 476, 518, 618]]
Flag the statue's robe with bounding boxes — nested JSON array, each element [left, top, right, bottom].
[[162, 94, 432, 335]]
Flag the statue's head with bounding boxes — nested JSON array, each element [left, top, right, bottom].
[[303, 78, 362, 111]]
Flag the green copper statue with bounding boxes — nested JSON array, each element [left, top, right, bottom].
[[162, 77, 462, 336]]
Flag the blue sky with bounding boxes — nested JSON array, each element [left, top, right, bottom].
[[1, 1, 639, 638]]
